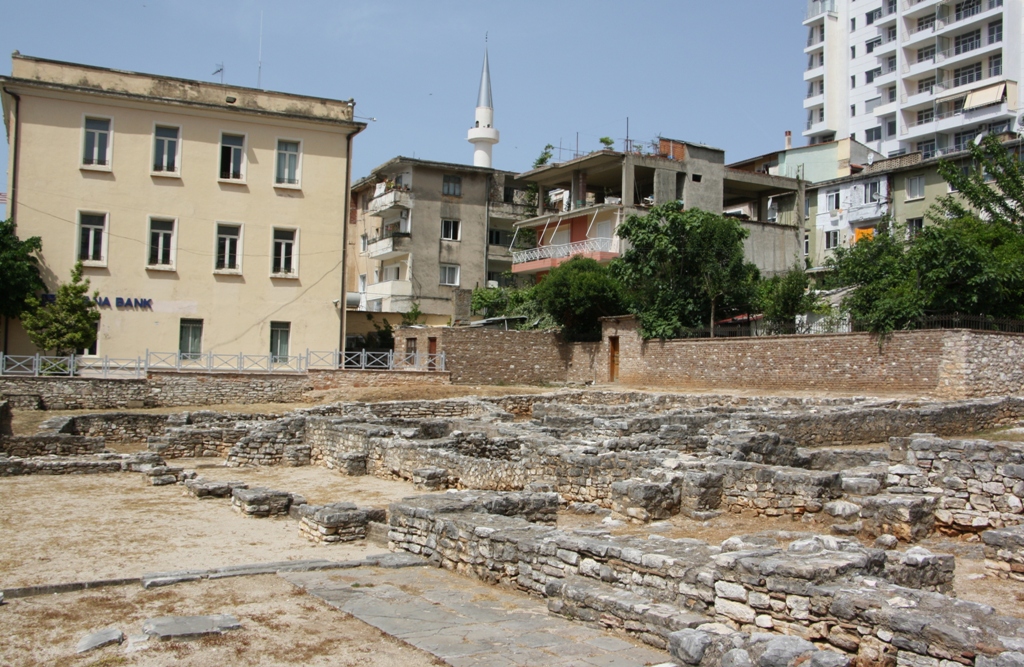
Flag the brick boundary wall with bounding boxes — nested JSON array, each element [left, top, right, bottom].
[[404, 318, 1024, 398], [0, 368, 449, 411]]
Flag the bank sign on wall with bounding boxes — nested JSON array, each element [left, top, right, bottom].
[[41, 294, 153, 309]]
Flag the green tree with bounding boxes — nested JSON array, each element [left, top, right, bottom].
[[470, 283, 558, 330], [20, 262, 100, 356], [523, 144, 555, 210], [401, 301, 423, 326], [934, 133, 1024, 230], [532, 256, 625, 341], [0, 218, 44, 353], [757, 266, 820, 333], [611, 204, 758, 338], [599, 136, 615, 150]]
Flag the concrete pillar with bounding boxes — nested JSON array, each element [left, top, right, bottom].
[[621, 159, 635, 206], [537, 184, 546, 216]]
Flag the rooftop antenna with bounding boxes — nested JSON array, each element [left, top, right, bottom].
[[212, 63, 224, 84], [257, 11, 264, 89]]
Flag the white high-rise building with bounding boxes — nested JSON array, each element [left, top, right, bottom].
[[803, 0, 1021, 157]]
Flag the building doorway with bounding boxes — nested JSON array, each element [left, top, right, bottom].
[[609, 336, 619, 382], [428, 337, 438, 370]]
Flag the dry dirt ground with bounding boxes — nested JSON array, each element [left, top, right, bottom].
[[1, 574, 446, 667]]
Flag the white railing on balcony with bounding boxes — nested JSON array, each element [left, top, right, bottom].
[[512, 237, 615, 265], [806, 0, 836, 20]]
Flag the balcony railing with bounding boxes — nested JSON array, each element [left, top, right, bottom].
[[368, 187, 411, 214], [806, 0, 836, 20], [512, 237, 615, 265]]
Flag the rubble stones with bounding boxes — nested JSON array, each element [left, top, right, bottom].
[[184, 477, 248, 499], [76, 628, 124, 653], [230, 487, 296, 517]]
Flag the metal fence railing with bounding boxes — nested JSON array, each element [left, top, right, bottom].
[[0, 348, 446, 378]]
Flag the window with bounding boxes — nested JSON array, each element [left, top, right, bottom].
[[906, 176, 925, 199], [216, 224, 241, 271], [865, 127, 882, 142], [918, 45, 936, 63], [804, 194, 811, 217], [866, 37, 882, 53], [825, 230, 840, 249], [360, 234, 368, 252], [850, 18, 856, 31], [272, 229, 296, 275], [442, 174, 462, 196], [866, 8, 881, 24], [867, 180, 881, 202], [888, 86, 897, 103], [179, 319, 203, 360], [990, 54, 1002, 77], [954, 29, 981, 55], [907, 218, 924, 238], [219, 133, 245, 180], [918, 77, 936, 94], [866, 68, 882, 84], [851, 75, 857, 89], [826, 190, 840, 211], [381, 264, 401, 281], [78, 212, 107, 264], [886, 55, 897, 73], [148, 218, 175, 268], [275, 140, 300, 186], [953, 131, 975, 152], [270, 322, 290, 362], [865, 97, 881, 114], [953, 63, 982, 87], [917, 109, 934, 125], [441, 219, 461, 241], [358, 274, 366, 293], [804, 233, 810, 256], [917, 15, 935, 32], [82, 118, 111, 167], [851, 104, 857, 117], [956, 0, 981, 18], [887, 25, 897, 42], [439, 264, 460, 286], [988, 20, 1002, 44], [886, 119, 897, 137], [406, 338, 417, 356], [851, 46, 856, 59], [917, 140, 937, 159], [489, 229, 507, 246], [152, 126, 179, 174]]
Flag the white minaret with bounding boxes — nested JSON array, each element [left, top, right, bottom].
[[467, 48, 499, 168]]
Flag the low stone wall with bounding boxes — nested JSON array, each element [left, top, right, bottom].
[[1, 400, 12, 436], [0, 434, 106, 458], [889, 434, 1024, 533], [711, 460, 842, 517], [0, 451, 166, 476], [296, 503, 386, 544], [0, 377, 150, 410], [224, 417, 307, 467], [982, 524, 1024, 580], [386, 492, 1003, 666], [308, 369, 449, 390], [42, 412, 183, 444]]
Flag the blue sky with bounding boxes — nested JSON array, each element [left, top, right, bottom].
[[0, 0, 808, 203]]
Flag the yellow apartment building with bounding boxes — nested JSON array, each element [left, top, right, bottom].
[[1, 54, 364, 359]]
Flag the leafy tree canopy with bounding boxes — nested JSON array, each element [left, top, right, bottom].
[[757, 266, 820, 332], [611, 204, 758, 338], [532, 256, 625, 341], [934, 133, 1024, 230], [0, 218, 44, 320], [20, 262, 100, 356]]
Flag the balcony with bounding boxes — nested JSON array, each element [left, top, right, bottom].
[[366, 232, 412, 260], [804, 93, 825, 109], [368, 187, 411, 214], [936, 1, 1001, 33], [511, 237, 620, 274], [935, 35, 999, 67], [367, 279, 413, 300], [805, 0, 836, 22]]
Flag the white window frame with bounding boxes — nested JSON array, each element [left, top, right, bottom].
[[906, 176, 925, 201], [360, 234, 368, 252], [381, 264, 401, 282], [271, 227, 299, 278], [151, 123, 182, 177], [77, 210, 109, 267], [441, 219, 461, 241], [81, 115, 113, 172], [219, 131, 248, 183], [824, 230, 841, 250], [867, 180, 881, 203], [214, 222, 244, 274], [439, 263, 460, 286], [146, 216, 178, 271], [826, 190, 841, 211], [270, 321, 291, 362], [274, 138, 303, 189], [358, 274, 367, 293]]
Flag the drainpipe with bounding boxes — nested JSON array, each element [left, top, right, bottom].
[[3, 87, 22, 355], [339, 119, 367, 360]]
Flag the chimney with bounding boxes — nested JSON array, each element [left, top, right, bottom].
[[785, 131, 792, 150]]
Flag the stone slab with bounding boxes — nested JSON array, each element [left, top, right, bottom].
[[76, 627, 124, 653], [142, 614, 241, 640]]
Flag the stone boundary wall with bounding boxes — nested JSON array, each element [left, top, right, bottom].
[[0, 368, 448, 411], [400, 318, 1024, 398], [0, 434, 106, 458]]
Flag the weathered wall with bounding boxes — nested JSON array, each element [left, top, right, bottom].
[[395, 327, 568, 385], [307, 369, 449, 390]]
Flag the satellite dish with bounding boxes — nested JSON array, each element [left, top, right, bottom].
[[1016, 114, 1024, 132], [973, 131, 987, 146]]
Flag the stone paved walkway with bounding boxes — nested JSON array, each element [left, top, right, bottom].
[[281, 565, 675, 667]]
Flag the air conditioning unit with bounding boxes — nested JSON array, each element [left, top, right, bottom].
[[486, 280, 499, 289]]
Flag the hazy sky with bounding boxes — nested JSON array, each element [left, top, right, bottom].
[[0, 0, 808, 206]]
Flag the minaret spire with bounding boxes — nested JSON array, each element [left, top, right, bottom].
[[468, 43, 499, 168]]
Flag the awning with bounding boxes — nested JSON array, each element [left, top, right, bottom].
[[964, 83, 1006, 111]]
